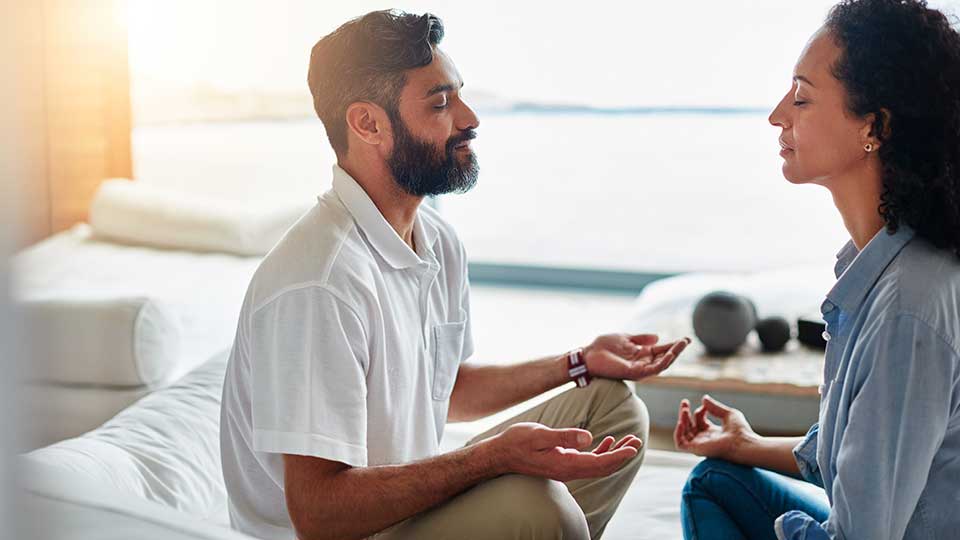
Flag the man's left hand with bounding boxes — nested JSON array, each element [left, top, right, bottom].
[[582, 333, 691, 381]]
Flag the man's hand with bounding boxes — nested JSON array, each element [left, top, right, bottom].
[[487, 422, 643, 482], [582, 333, 690, 381], [673, 395, 757, 460]]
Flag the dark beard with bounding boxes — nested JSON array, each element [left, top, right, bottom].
[[387, 115, 479, 197]]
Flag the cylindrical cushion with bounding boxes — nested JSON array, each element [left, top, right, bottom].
[[22, 297, 182, 387], [89, 179, 310, 256]]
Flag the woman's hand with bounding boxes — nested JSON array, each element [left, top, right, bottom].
[[673, 395, 757, 460]]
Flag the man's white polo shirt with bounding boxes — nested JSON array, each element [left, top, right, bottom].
[[220, 165, 474, 540]]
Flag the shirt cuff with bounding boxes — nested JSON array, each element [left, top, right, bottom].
[[775, 513, 787, 540], [253, 429, 367, 467], [775, 511, 830, 540], [793, 424, 822, 488]]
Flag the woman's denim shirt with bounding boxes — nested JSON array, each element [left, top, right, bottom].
[[775, 227, 960, 540]]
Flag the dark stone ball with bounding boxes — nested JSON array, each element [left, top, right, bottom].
[[692, 291, 757, 356], [745, 298, 758, 325], [756, 316, 792, 352]]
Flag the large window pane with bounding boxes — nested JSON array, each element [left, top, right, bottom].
[[438, 112, 847, 272], [128, 0, 960, 274]]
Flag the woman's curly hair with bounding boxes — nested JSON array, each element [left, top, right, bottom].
[[826, 0, 960, 258]]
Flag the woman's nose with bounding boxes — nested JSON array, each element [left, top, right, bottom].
[[769, 94, 790, 127]]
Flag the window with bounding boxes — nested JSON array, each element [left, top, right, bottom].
[[128, 1, 957, 284]]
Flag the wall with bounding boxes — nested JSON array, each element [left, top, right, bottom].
[[1, 0, 29, 534], [8, 0, 132, 248]]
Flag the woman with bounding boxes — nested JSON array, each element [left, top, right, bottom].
[[673, 1, 960, 539]]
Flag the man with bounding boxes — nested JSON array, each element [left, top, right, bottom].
[[220, 10, 690, 540]]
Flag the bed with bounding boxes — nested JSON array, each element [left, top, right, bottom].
[[15, 180, 830, 539], [14, 223, 262, 448]]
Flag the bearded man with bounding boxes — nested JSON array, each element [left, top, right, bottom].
[[219, 10, 689, 540]]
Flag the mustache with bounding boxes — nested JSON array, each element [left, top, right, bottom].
[[446, 129, 478, 150]]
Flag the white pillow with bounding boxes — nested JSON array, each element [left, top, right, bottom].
[[22, 296, 182, 387], [89, 178, 310, 256]]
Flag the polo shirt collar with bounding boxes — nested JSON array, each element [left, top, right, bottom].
[[331, 164, 440, 269], [825, 225, 915, 315]]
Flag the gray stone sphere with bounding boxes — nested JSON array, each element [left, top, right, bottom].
[[756, 316, 792, 352], [692, 291, 757, 356]]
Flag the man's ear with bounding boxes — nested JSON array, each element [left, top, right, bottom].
[[345, 101, 389, 148]]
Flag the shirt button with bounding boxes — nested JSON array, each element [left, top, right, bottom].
[[822, 331, 832, 342]]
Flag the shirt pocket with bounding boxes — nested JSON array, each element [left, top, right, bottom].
[[431, 320, 466, 401]]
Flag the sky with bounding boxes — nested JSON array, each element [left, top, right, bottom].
[[128, 0, 960, 108]]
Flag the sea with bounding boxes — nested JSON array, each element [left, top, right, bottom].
[[132, 111, 850, 274]]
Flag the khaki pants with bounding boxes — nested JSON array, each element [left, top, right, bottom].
[[379, 379, 649, 540]]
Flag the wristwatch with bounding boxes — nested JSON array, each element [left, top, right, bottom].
[[567, 348, 592, 388]]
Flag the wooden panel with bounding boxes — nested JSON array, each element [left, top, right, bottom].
[[4, 1, 51, 248], [5, 0, 132, 246], [43, 0, 133, 234]]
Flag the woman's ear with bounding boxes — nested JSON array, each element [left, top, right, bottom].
[[878, 107, 893, 139], [861, 108, 892, 150], [345, 102, 388, 147]]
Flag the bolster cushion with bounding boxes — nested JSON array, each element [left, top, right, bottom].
[[22, 296, 182, 387]]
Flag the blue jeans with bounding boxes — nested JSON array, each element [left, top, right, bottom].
[[680, 458, 830, 540]]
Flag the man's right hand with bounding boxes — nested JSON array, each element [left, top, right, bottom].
[[486, 422, 643, 482]]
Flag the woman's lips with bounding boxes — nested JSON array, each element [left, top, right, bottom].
[[779, 139, 794, 156]]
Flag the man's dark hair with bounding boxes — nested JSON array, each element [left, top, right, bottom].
[[826, 0, 960, 258], [307, 10, 444, 157]]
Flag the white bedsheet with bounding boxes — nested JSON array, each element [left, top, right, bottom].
[[23, 352, 231, 525], [22, 384, 152, 451]]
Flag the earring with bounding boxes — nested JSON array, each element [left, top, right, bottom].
[[864, 143, 874, 152]]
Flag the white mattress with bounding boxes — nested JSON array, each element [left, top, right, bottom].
[[19, 356, 251, 540], [14, 224, 261, 381], [22, 480, 254, 540], [14, 224, 261, 447], [24, 353, 232, 525], [21, 383, 152, 452]]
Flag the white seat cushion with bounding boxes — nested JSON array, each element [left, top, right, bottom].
[[22, 384, 152, 450], [14, 224, 261, 384], [22, 352, 230, 524], [22, 463, 253, 540]]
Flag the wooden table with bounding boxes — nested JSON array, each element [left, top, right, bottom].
[[633, 336, 825, 435], [641, 337, 824, 396]]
